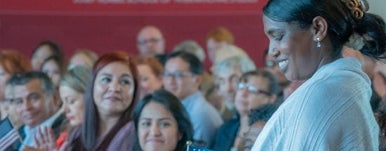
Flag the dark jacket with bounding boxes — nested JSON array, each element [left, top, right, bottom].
[[211, 116, 239, 151]]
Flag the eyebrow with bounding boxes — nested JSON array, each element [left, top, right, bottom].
[[99, 73, 133, 78], [121, 73, 133, 78]]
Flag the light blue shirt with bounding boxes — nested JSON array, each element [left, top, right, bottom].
[[182, 91, 223, 146], [252, 58, 379, 151], [20, 111, 62, 150]]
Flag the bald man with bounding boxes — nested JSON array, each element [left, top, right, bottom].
[[136, 25, 165, 56]]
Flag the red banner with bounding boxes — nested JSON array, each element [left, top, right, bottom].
[[0, 0, 266, 15]]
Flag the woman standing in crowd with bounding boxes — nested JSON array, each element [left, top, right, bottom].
[[0, 50, 31, 127], [61, 52, 139, 150], [133, 89, 193, 151], [253, 0, 386, 150]]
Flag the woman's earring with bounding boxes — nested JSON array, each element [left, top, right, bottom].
[[316, 37, 321, 48]]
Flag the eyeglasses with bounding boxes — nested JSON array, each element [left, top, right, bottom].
[[163, 71, 192, 79], [137, 38, 162, 45], [237, 82, 271, 96]]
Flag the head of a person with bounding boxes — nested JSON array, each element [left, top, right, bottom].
[[135, 56, 164, 99], [137, 25, 165, 56], [5, 71, 56, 128], [68, 49, 99, 69], [234, 69, 278, 115], [82, 51, 139, 150], [41, 55, 66, 88], [214, 55, 256, 109], [163, 51, 204, 100], [133, 89, 193, 151], [0, 50, 31, 100], [173, 40, 206, 63], [31, 40, 63, 71], [206, 26, 234, 63], [263, 0, 386, 81], [59, 65, 91, 126]]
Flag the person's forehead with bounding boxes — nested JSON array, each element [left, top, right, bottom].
[[165, 57, 190, 71], [138, 28, 162, 39], [217, 67, 242, 78], [246, 76, 270, 88]]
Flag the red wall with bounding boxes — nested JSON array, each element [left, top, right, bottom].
[[0, 0, 269, 69]]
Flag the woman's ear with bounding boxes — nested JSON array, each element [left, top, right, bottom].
[[311, 16, 328, 42]]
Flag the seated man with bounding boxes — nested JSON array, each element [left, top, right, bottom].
[[163, 51, 223, 146], [5, 71, 65, 150]]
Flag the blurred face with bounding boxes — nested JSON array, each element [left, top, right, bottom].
[[163, 57, 198, 100], [69, 53, 93, 68], [41, 60, 61, 87], [9, 79, 54, 127], [137, 27, 165, 56], [31, 45, 53, 71], [263, 15, 319, 81], [138, 101, 181, 151], [206, 38, 226, 63], [216, 67, 242, 108], [3, 85, 24, 127], [59, 86, 84, 126], [93, 62, 135, 116], [137, 64, 163, 96], [0, 65, 11, 100], [235, 76, 273, 114]]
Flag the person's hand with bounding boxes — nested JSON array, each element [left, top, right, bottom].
[[32, 126, 58, 151]]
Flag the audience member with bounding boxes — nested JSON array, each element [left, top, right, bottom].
[[68, 49, 98, 69], [133, 89, 193, 151], [5, 71, 65, 150], [212, 55, 256, 121], [135, 56, 163, 99], [31, 40, 64, 71], [62, 52, 138, 151], [252, 0, 386, 150], [0, 50, 31, 123], [137, 25, 167, 64], [41, 56, 66, 88], [163, 51, 223, 146], [212, 69, 278, 151], [206, 26, 234, 64], [173, 40, 215, 100], [23, 66, 92, 151]]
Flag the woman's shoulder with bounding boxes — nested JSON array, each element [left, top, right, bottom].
[[106, 121, 136, 151]]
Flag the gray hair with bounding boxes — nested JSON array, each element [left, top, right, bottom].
[[214, 55, 256, 75], [173, 40, 206, 62]]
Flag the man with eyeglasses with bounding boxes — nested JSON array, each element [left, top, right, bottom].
[[163, 51, 223, 147], [136, 25, 167, 64]]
